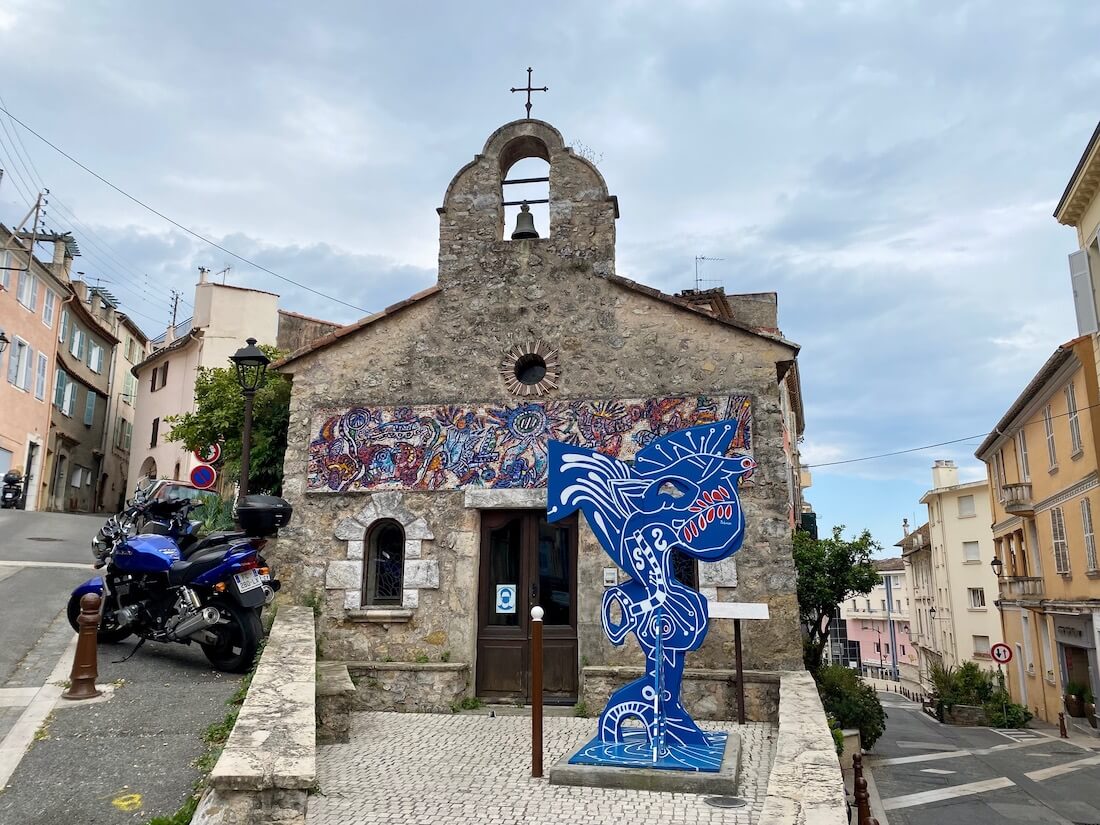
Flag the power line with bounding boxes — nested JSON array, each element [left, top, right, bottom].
[[0, 104, 371, 314], [805, 399, 1100, 469]]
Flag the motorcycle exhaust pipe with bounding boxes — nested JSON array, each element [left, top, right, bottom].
[[171, 606, 221, 640]]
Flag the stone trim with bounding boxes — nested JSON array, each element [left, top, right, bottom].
[[464, 488, 547, 509], [327, 492, 436, 612], [1034, 471, 1099, 514]]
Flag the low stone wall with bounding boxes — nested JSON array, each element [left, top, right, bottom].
[[316, 662, 356, 744], [759, 671, 847, 825], [581, 666, 780, 723], [346, 661, 469, 713], [943, 703, 985, 726], [193, 606, 317, 825]]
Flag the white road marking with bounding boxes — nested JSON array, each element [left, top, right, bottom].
[[0, 688, 39, 709], [0, 633, 77, 788], [1024, 753, 1100, 782], [0, 560, 93, 571], [920, 768, 956, 775], [874, 737, 1053, 766], [897, 740, 960, 751], [882, 777, 1015, 810]]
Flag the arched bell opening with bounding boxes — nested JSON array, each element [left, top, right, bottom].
[[500, 136, 550, 241]]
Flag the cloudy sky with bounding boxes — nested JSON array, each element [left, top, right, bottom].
[[0, 1, 1097, 551]]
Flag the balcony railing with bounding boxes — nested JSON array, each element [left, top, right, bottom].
[[1002, 483, 1034, 516], [1001, 576, 1044, 598]]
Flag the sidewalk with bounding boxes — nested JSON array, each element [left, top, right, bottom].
[[0, 638, 241, 825]]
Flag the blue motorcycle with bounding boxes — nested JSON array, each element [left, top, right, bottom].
[[67, 494, 291, 673]]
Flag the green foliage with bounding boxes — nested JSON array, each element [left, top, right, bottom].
[[1066, 680, 1094, 702], [930, 662, 996, 709], [414, 652, 430, 664], [193, 495, 236, 535], [146, 795, 199, 825], [439, 650, 451, 663], [793, 526, 882, 673], [449, 696, 485, 713], [164, 344, 290, 495], [301, 591, 324, 618], [815, 665, 887, 750], [574, 700, 590, 718], [984, 688, 1033, 728], [827, 714, 845, 757]]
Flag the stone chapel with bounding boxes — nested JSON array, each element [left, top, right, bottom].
[[272, 117, 809, 716]]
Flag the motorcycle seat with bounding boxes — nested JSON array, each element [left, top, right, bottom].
[[168, 547, 229, 586], [182, 532, 247, 558]]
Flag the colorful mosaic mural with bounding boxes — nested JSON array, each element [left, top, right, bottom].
[[307, 395, 752, 493]]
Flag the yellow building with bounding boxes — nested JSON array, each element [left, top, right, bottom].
[[976, 335, 1100, 726]]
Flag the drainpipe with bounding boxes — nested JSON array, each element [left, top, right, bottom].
[[886, 575, 900, 681]]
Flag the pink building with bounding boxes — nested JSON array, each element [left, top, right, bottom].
[[840, 558, 919, 684]]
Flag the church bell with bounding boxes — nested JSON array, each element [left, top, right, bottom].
[[510, 202, 540, 239]]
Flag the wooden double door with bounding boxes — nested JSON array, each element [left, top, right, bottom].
[[476, 510, 578, 703]]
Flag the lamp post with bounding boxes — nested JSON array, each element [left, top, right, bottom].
[[990, 555, 1004, 578], [0, 331, 9, 354], [229, 338, 270, 500]]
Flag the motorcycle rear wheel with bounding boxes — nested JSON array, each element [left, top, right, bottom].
[[66, 594, 133, 644], [200, 600, 262, 673]]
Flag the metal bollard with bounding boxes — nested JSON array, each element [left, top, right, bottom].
[[853, 753, 873, 825], [1059, 711, 1068, 738], [62, 593, 103, 701]]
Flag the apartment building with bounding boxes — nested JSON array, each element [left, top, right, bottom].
[[840, 558, 917, 684], [100, 306, 149, 512], [976, 335, 1100, 725]]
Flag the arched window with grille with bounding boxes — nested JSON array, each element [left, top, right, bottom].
[[364, 520, 405, 606]]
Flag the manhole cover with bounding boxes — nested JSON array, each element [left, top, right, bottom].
[[704, 796, 748, 809], [27, 537, 63, 542]]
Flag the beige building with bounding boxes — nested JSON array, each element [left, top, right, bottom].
[[128, 272, 337, 494], [101, 307, 149, 512], [976, 335, 1100, 725]]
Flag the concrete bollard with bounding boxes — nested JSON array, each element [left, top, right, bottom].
[[62, 593, 103, 701]]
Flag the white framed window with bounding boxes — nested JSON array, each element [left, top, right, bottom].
[[973, 635, 991, 656], [16, 270, 37, 311], [963, 540, 980, 562], [69, 328, 84, 360], [1051, 506, 1071, 575], [6, 337, 32, 391], [994, 451, 1007, 501], [968, 587, 986, 608], [0, 250, 12, 290], [41, 289, 56, 328], [1084, 497, 1098, 572], [70, 466, 83, 488], [1016, 430, 1031, 482], [1044, 404, 1057, 469], [958, 494, 976, 517], [58, 309, 69, 343], [88, 343, 104, 374], [61, 380, 76, 417], [34, 352, 47, 401], [1067, 383, 1084, 456], [122, 373, 136, 405], [1039, 618, 1055, 682]]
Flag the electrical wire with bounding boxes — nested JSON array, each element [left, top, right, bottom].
[[0, 104, 371, 314]]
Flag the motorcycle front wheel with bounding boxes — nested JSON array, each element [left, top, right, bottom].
[[200, 600, 262, 673], [66, 594, 133, 644]]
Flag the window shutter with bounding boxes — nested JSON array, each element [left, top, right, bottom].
[[6, 343, 19, 384], [84, 392, 96, 426], [1069, 250, 1099, 335], [21, 346, 33, 391], [54, 370, 66, 407]]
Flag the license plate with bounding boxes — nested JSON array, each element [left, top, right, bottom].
[[234, 570, 262, 593], [260, 571, 271, 582]]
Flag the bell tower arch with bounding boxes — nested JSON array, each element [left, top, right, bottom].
[[436, 119, 619, 291]]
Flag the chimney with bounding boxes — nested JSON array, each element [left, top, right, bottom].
[[931, 459, 959, 490], [902, 518, 910, 537], [51, 237, 73, 282]]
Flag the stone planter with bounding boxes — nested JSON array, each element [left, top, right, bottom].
[[1066, 694, 1087, 718], [942, 703, 985, 726]]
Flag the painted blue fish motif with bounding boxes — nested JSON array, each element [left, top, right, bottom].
[[548, 422, 755, 754]]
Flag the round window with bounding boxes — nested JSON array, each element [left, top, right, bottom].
[[499, 340, 560, 397], [514, 353, 547, 385]]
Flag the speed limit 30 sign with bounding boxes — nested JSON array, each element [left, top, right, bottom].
[[991, 642, 1012, 664]]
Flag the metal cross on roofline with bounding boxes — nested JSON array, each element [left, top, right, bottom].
[[510, 67, 548, 119]]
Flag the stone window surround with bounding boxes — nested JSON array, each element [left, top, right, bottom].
[[329, 492, 437, 621]]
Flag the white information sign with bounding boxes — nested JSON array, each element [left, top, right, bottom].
[[602, 568, 618, 587], [706, 601, 770, 621], [495, 584, 517, 614]]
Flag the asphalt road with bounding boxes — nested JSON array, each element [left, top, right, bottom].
[[869, 690, 1100, 824], [0, 509, 243, 825]]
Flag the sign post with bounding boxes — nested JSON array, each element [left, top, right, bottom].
[[531, 605, 544, 778], [707, 601, 769, 725]]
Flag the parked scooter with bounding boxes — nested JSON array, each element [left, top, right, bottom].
[[70, 494, 292, 672], [1, 470, 23, 509]]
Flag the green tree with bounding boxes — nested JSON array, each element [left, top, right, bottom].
[[794, 525, 881, 673], [165, 345, 290, 495]]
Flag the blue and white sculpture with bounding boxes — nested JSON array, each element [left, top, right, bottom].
[[548, 422, 755, 771]]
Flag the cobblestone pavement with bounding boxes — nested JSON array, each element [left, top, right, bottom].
[[308, 712, 776, 825]]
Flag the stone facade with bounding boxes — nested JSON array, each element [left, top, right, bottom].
[[273, 118, 806, 710], [346, 662, 470, 714]]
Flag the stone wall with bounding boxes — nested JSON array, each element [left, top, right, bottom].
[[943, 703, 986, 726], [346, 661, 470, 713], [272, 117, 805, 690], [581, 666, 780, 723]]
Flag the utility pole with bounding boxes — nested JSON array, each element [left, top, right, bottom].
[[169, 290, 182, 330]]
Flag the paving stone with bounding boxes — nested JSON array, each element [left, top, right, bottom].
[[306, 712, 776, 824]]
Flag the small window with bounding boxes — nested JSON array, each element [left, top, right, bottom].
[[1044, 405, 1057, 469], [1067, 383, 1083, 456], [150, 417, 160, 448], [900, 644, 906, 655], [968, 587, 986, 608], [973, 635, 991, 656], [364, 520, 405, 606], [16, 270, 37, 311], [1017, 430, 1031, 482], [957, 495, 975, 518], [42, 290, 56, 328], [1051, 506, 1071, 574], [83, 391, 96, 426], [963, 541, 980, 562]]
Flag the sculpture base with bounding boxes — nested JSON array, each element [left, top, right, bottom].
[[549, 730, 741, 794]]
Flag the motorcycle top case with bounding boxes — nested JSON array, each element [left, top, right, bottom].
[[111, 534, 182, 573]]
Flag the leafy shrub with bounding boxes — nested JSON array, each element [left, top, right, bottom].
[[193, 495, 235, 535], [929, 661, 996, 709], [827, 714, 845, 757], [983, 690, 1033, 728], [1066, 680, 1094, 702], [815, 665, 886, 750]]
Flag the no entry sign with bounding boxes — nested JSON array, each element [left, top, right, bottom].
[[190, 464, 218, 490], [194, 444, 222, 464], [991, 642, 1012, 664]]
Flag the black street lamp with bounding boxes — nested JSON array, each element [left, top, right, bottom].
[[0, 331, 9, 354], [990, 555, 1004, 578], [229, 337, 270, 500]]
